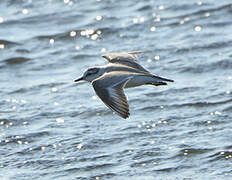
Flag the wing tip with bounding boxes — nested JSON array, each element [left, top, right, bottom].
[[120, 112, 130, 119], [152, 75, 174, 83], [111, 102, 130, 119], [127, 51, 151, 55], [101, 54, 109, 60], [166, 78, 174, 82]]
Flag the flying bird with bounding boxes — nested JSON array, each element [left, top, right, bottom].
[[75, 52, 174, 119]]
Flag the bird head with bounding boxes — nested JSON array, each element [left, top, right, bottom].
[[74, 67, 103, 83]]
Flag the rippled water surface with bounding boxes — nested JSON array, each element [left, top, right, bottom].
[[1, 0, 232, 179]]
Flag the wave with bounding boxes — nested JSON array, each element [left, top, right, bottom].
[[180, 58, 232, 73], [4, 57, 30, 64], [0, 39, 20, 46]]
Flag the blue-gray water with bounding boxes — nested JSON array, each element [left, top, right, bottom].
[[1, 0, 232, 179]]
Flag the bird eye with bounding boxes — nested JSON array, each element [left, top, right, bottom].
[[86, 72, 92, 76]]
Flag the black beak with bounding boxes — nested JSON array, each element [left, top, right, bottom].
[[74, 77, 84, 82]]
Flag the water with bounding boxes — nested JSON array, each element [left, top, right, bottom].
[[1, 0, 232, 179]]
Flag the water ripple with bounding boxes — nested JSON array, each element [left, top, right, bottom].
[[1, 0, 232, 179]]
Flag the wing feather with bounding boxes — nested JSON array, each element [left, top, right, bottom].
[[92, 75, 131, 119], [102, 52, 150, 73]]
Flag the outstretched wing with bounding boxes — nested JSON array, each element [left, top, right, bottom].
[[92, 73, 132, 119], [102, 51, 150, 73], [102, 51, 144, 62]]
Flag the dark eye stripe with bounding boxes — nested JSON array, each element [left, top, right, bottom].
[[86, 71, 94, 76]]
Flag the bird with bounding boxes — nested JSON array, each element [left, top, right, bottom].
[[74, 51, 174, 119]]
